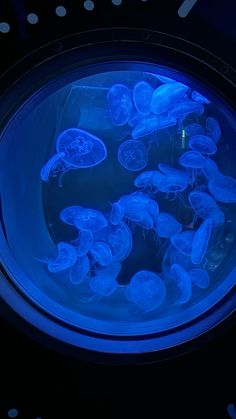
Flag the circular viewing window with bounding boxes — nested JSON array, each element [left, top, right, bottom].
[[0, 32, 236, 358]]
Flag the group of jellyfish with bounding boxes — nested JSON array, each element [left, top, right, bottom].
[[39, 72, 236, 313]]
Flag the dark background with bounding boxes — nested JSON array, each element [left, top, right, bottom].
[[0, 1, 236, 418]]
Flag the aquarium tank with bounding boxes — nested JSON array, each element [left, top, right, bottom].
[[0, 62, 236, 355]]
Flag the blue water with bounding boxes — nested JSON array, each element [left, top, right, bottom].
[[1, 66, 236, 338]]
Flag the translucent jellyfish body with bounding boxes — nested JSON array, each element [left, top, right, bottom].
[[188, 191, 225, 226], [208, 175, 236, 203], [189, 135, 217, 155], [191, 218, 212, 264], [69, 255, 90, 285], [40, 152, 66, 182], [40, 242, 78, 273], [118, 192, 159, 225], [179, 151, 206, 169], [184, 122, 205, 137], [56, 128, 107, 168], [205, 117, 221, 143], [110, 202, 124, 226], [94, 222, 133, 263], [89, 274, 118, 296], [150, 82, 189, 115], [158, 163, 192, 184], [72, 229, 93, 256], [90, 241, 113, 266], [126, 270, 166, 311], [107, 83, 133, 126], [134, 170, 165, 194], [74, 207, 107, 232], [171, 263, 192, 304], [171, 230, 195, 256], [158, 175, 188, 194], [191, 90, 210, 104], [169, 100, 204, 119], [132, 114, 176, 139], [60, 205, 83, 225], [189, 268, 210, 289], [133, 81, 153, 115], [117, 139, 148, 171], [202, 158, 219, 181], [155, 213, 182, 238]]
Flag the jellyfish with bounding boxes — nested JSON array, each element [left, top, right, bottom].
[[171, 230, 195, 256], [40, 152, 66, 182], [150, 82, 189, 115], [145, 72, 175, 84], [72, 229, 93, 256], [202, 157, 219, 181], [205, 117, 221, 143], [106, 222, 133, 262], [134, 170, 165, 194], [189, 268, 210, 289], [158, 163, 192, 184], [157, 175, 188, 197], [56, 128, 107, 168], [89, 241, 113, 266], [208, 175, 236, 203], [189, 135, 217, 155], [38, 242, 78, 273], [179, 150, 206, 182], [117, 139, 148, 171], [133, 81, 154, 115], [132, 114, 176, 139], [171, 263, 192, 304], [128, 110, 143, 127], [169, 100, 204, 119], [74, 207, 107, 232], [94, 262, 122, 280], [191, 218, 212, 264], [188, 191, 217, 218], [89, 274, 118, 296], [162, 243, 193, 277], [109, 202, 124, 225], [60, 205, 83, 226], [69, 255, 90, 285], [106, 83, 133, 126], [191, 90, 210, 104], [118, 192, 159, 224], [125, 270, 166, 311], [155, 213, 182, 238], [184, 123, 205, 137]]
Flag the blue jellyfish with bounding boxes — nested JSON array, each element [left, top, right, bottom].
[[158, 175, 188, 194], [202, 157, 219, 181], [162, 243, 193, 277], [155, 213, 182, 238], [106, 222, 133, 262], [150, 82, 189, 115], [171, 230, 195, 256], [89, 274, 118, 296], [110, 202, 124, 225], [189, 135, 217, 155], [191, 90, 210, 104], [125, 270, 166, 312], [145, 72, 175, 84], [118, 192, 159, 224], [169, 100, 204, 119], [188, 191, 217, 218], [69, 255, 90, 285], [40, 152, 66, 182], [189, 268, 210, 289], [94, 262, 122, 280], [208, 175, 236, 203], [128, 110, 143, 127], [38, 242, 78, 273], [208, 207, 225, 227], [179, 150, 206, 182], [90, 241, 113, 266], [117, 139, 148, 171], [171, 263, 192, 304], [132, 114, 176, 139], [74, 207, 107, 232], [60, 205, 83, 226], [184, 122, 205, 137], [72, 229, 93, 256], [107, 83, 133, 126], [56, 128, 107, 168], [191, 218, 212, 264], [158, 163, 192, 184], [133, 81, 153, 115], [205, 117, 221, 143], [134, 170, 165, 194]]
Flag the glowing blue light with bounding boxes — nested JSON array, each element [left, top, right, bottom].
[[107, 84, 133, 126], [110, 202, 124, 225], [171, 264, 192, 305], [39, 242, 77, 273], [189, 268, 210, 289], [90, 241, 113, 266], [27, 13, 39, 24], [191, 90, 210, 104], [191, 218, 212, 264], [189, 135, 217, 155], [72, 229, 93, 256], [134, 170, 165, 194], [206, 117, 221, 143], [132, 113, 176, 139], [0, 22, 10, 33], [70, 255, 90, 285], [158, 175, 188, 193], [185, 122, 205, 137], [55, 6, 67, 17], [133, 81, 153, 115], [155, 213, 182, 238], [60, 205, 83, 225], [84, 0, 95, 11], [208, 175, 236, 203], [112, 0, 123, 5], [150, 82, 189, 114], [171, 231, 195, 256], [74, 208, 107, 232], [89, 273, 118, 296], [117, 139, 148, 171], [179, 150, 206, 168], [169, 100, 204, 119], [7, 409, 19, 418]]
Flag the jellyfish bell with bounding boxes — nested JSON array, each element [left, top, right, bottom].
[[188, 191, 217, 218], [69, 255, 90, 285], [191, 90, 211, 104], [179, 150, 206, 169], [171, 230, 195, 256], [158, 163, 192, 184], [189, 268, 210, 289], [89, 274, 118, 296], [60, 205, 83, 226], [106, 222, 133, 263], [74, 207, 107, 232], [202, 157, 219, 181], [132, 113, 177, 139], [171, 263, 192, 305], [189, 135, 217, 155], [40, 152, 66, 182], [72, 229, 93, 256], [169, 100, 204, 119], [94, 262, 122, 280], [157, 175, 188, 195], [191, 218, 213, 265], [155, 212, 182, 238], [150, 82, 190, 115], [107, 83, 133, 126], [208, 174, 236, 203], [117, 139, 148, 171], [205, 117, 221, 143], [38, 242, 78, 273], [125, 270, 166, 312], [134, 170, 165, 194], [56, 127, 107, 168], [184, 122, 205, 137], [89, 241, 113, 267], [109, 202, 124, 226], [133, 81, 154, 115]]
